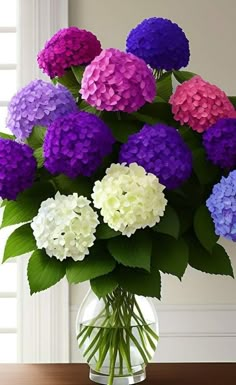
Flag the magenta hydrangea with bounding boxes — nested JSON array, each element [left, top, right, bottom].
[[203, 118, 236, 169], [119, 123, 192, 189], [44, 111, 115, 178], [80, 48, 156, 113], [0, 139, 36, 200], [170, 76, 236, 133], [37, 27, 102, 78], [6, 80, 77, 140]]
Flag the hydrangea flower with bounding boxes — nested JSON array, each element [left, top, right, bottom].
[[37, 27, 102, 78], [6, 80, 77, 140], [119, 123, 192, 189], [203, 118, 236, 169], [92, 163, 167, 237], [0, 139, 36, 200], [80, 48, 156, 113], [170, 76, 236, 133], [31, 192, 99, 261], [126, 17, 190, 70], [207, 171, 236, 241], [44, 111, 115, 178]]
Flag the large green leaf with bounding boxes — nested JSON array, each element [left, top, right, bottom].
[[34, 147, 44, 168], [108, 232, 152, 272], [228, 96, 236, 107], [91, 272, 118, 298], [28, 249, 66, 294], [57, 70, 80, 98], [79, 100, 101, 116], [173, 70, 196, 83], [3, 223, 37, 262], [0, 132, 14, 140], [105, 119, 141, 143], [118, 267, 161, 298], [188, 236, 234, 277], [152, 234, 188, 279], [179, 126, 202, 151], [27, 126, 46, 150], [66, 250, 116, 283], [53, 174, 92, 197], [157, 71, 173, 102], [153, 206, 180, 239], [194, 205, 219, 252], [138, 102, 175, 125], [1, 181, 55, 228], [71, 65, 85, 83], [96, 223, 120, 239], [193, 148, 221, 185]]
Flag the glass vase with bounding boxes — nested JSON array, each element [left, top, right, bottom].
[[76, 288, 159, 385]]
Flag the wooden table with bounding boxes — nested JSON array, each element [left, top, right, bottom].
[[0, 363, 235, 384]]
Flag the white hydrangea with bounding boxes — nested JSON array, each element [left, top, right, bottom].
[[31, 192, 99, 261], [92, 163, 167, 237]]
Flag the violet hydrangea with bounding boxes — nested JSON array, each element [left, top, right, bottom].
[[0, 139, 36, 200], [119, 123, 192, 189], [80, 48, 156, 113], [37, 27, 102, 78], [207, 171, 236, 241], [126, 17, 190, 70], [203, 118, 236, 169], [44, 111, 115, 178], [6, 80, 77, 140]]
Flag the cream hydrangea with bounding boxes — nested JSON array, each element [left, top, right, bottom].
[[31, 192, 99, 261], [92, 163, 167, 237]]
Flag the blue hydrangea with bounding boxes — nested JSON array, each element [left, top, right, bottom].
[[126, 17, 190, 70], [207, 171, 236, 241]]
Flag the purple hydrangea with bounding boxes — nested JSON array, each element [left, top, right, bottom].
[[203, 118, 236, 169], [80, 48, 156, 113], [126, 17, 190, 71], [0, 139, 36, 200], [207, 171, 236, 241], [6, 80, 77, 140], [119, 123, 192, 189], [37, 27, 102, 78], [44, 111, 115, 178]]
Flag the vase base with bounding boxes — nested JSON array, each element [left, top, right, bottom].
[[89, 368, 146, 385]]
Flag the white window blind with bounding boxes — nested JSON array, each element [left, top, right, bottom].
[[0, 0, 17, 363]]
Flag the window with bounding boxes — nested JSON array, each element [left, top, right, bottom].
[[0, 0, 17, 363]]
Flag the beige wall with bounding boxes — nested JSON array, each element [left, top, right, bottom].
[[69, 0, 236, 306]]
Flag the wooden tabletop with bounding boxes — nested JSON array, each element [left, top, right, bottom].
[[0, 363, 235, 385]]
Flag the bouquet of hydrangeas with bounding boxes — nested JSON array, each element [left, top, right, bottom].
[[1, 17, 236, 385]]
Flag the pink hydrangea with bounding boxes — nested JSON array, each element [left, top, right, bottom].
[[37, 27, 102, 78], [80, 48, 156, 113], [170, 76, 236, 133]]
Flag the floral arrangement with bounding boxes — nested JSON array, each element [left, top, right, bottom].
[[1, 18, 236, 385]]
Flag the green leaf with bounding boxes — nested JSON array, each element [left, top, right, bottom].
[[157, 72, 173, 102], [1, 181, 55, 228], [152, 235, 188, 279], [3, 223, 37, 262], [66, 250, 116, 283], [96, 223, 120, 239], [105, 119, 141, 143], [27, 126, 46, 150], [194, 205, 219, 252], [118, 267, 161, 298], [173, 70, 196, 83], [79, 100, 101, 116], [153, 206, 180, 239], [228, 96, 236, 107], [108, 232, 152, 272], [179, 126, 202, 151], [71, 66, 85, 83], [53, 174, 92, 197], [137, 102, 174, 125], [34, 147, 44, 168], [131, 112, 158, 125], [91, 273, 118, 298], [0, 132, 14, 140], [187, 236, 234, 277], [193, 148, 221, 185], [28, 249, 66, 294], [57, 70, 80, 98]]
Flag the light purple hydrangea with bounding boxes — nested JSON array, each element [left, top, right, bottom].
[[6, 80, 77, 140], [207, 171, 236, 241], [0, 139, 36, 200], [43, 111, 115, 178], [80, 48, 156, 113]]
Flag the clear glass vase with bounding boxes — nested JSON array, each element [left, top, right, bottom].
[[76, 288, 159, 385]]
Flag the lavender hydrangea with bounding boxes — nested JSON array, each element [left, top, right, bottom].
[[44, 111, 115, 178], [119, 123, 192, 189], [6, 80, 77, 140], [207, 171, 236, 241], [0, 139, 36, 200], [126, 17, 190, 70], [203, 118, 236, 169]]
